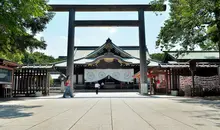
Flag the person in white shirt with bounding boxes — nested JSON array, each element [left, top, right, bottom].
[[95, 82, 100, 94]]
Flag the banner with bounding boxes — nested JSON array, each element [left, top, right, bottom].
[[84, 69, 134, 82]]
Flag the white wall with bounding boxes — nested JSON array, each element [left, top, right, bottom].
[[73, 75, 76, 84], [78, 74, 83, 84]]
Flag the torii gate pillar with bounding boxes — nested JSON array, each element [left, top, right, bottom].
[[138, 9, 148, 95], [66, 9, 75, 93]]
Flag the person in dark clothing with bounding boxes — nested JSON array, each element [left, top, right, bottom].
[[95, 82, 100, 94]]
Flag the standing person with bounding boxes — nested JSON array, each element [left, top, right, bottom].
[[152, 76, 156, 95], [95, 82, 100, 94], [101, 82, 104, 89], [63, 75, 73, 98]]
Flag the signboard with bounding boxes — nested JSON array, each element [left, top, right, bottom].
[[0, 68, 12, 83]]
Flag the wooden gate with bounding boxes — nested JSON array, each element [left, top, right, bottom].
[[13, 68, 50, 96]]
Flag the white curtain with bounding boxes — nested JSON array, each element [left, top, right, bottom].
[[78, 75, 83, 84], [73, 75, 76, 84], [84, 69, 134, 82]]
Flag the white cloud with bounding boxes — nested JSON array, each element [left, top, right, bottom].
[[169, 44, 202, 51], [59, 36, 67, 41], [26, 29, 44, 41], [109, 28, 117, 34], [59, 36, 81, 45], [100, 27, 108, 31], [76, 38, 81, 45], [35, 32, 44, 40], [99, 27, 117, 34]]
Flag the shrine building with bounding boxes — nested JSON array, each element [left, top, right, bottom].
[[54, 38, 159, 90]]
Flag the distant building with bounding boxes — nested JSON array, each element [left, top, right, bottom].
[[10, 40, 220, 96], [0, 58, 19, 98], [54, 38, 159, 90], [161, 51, 220, 96]]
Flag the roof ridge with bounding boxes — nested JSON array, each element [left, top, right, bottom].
[[164, 51, 219, 53], [86, 38, 134, 58]]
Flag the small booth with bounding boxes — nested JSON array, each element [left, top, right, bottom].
[[133, 68, 167, 95], [0, 58, 19, 98]]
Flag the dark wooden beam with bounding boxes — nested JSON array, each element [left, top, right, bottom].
[[24, 69, 28, 95], [166, 69, 169, 95], [138, 9, 148, 94], [30, 69, 33, 94], [14, 71, 17, 96], [49, 4, 166, 12], [66, 9, 75, 93], [21, 69, 24, 94], [75, 20, 139, 27]]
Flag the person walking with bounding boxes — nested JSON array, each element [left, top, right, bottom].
[[63, 75, 73, 98], [95, 82, 100, 95]]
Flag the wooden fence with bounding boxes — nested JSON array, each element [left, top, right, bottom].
[[13, 68, 50, 96]]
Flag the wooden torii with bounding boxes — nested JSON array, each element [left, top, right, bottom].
[[49, 4, 166, 95]]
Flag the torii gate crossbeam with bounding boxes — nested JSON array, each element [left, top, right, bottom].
[[49, 4, 166, 12], [49, 4, 166, 95]]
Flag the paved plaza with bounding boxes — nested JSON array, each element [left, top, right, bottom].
[[0, 93, 220, 130]]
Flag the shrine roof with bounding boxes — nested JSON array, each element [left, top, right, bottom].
[[163, 51, 219, 62], [55, 59, 94, 67], [0, 58, 20, 68], [160, 62, 219, 68], [85, 38, 133, 58], [54, 58, 158, 67], [59, 38, 151, 60], [54, 38, 154, 67], [20, 64, 54, 69]]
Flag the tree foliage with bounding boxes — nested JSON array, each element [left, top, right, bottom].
[[150, 53, 165, 61], [22, 52, 62, 64], [0, 0, 54, 53], [0, 51, 24, 64], [0, 51, 62, 64], [155, 0, 220, 51]]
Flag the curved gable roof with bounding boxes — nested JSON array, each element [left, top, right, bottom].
[[57, 38, 152, 62], [85, 38, 132, 58]]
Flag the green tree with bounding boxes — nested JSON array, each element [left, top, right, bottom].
[[154, 0, 220, 52], [0, 0, 54, 53], [0, 51, 24, 64], [150, 53, 165, 61], [150, 53, 164, 61], [0, 51, 62, 64], [49, 75, 54, 87], [22, 52, 61, 64]]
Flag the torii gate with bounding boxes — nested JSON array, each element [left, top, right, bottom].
[[49, 4, 166, 95]]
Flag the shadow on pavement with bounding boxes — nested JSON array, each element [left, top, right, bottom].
[[216, 123, 220, 127], [173, 98, 220, 128], [172, 98, 220, 109], [0, 97, 36, 103], [0, 105, 42, 119]]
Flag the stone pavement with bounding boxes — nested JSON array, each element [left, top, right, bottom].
[[0, 92, 220, 130]]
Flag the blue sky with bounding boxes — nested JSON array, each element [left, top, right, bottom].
[[37, 0, 170, 58]]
